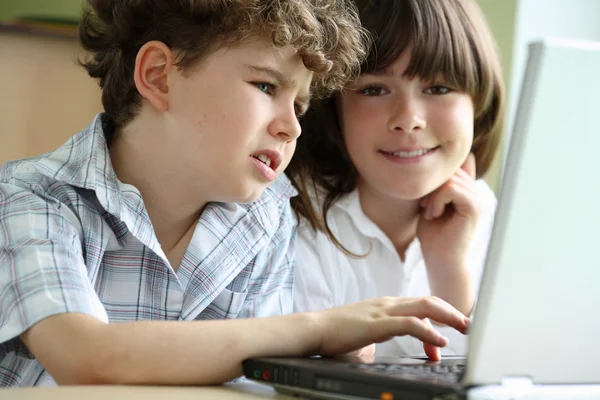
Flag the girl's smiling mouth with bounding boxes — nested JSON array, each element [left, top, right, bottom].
[[379, 146, 440, 162]]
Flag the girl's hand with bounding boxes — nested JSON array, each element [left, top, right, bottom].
[[417, 153, 481, 273], [346, 324, 442, 361]]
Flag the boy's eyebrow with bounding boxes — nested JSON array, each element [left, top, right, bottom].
[[246, 64, 296, 87], [245, 64, 311, 104]]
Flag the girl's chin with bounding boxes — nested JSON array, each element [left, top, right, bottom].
[[385, 181, 440, 199], [375, 187, 433, 202], [359, 176, 442, 201]]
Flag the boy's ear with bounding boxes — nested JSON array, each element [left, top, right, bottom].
[[133, 41, 174, 112]]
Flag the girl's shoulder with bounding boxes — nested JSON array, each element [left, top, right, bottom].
[[298, 186, 369, 238]]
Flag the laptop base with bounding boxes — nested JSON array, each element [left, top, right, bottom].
[[468, 383, 600, 400]]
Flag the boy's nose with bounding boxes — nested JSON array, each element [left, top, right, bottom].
[[269, 107, 301, 141]]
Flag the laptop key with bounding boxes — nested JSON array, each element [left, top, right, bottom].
[[341, 362, 464, 383]]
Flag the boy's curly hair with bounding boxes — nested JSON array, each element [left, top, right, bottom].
[[79, 0, 369, 139]]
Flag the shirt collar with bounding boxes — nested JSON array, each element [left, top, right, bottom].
[[333, 189, 382, 239], [35, 113, 124, 218], [332, 188, 422, 262]]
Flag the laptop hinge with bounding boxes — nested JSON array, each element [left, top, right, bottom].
[[500, 376, 534, 389]]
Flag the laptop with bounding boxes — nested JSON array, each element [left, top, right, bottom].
[[243, 38, 600, 400]]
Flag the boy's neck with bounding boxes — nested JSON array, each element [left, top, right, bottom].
[[357, 183, 421, 262], [109, 116, 205, 269]]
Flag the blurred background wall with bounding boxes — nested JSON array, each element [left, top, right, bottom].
[[1, 0, 599, 192]]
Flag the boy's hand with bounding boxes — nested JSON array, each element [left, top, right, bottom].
[[417, 153, 480, 275], [345, 343, 376, 357], [312, 296, 470, 360], [20, 295, 466, 385]]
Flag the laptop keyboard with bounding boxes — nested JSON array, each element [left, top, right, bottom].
[[342, 362, 465, 382]]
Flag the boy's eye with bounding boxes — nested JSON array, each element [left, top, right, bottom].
[[254, 82, 276, 95], [424, 85, 452, 95], [358, 86, 388, 96]]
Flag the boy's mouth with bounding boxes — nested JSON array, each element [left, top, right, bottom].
[[252, 154, 272, 168], [250, 150, 282, 171]]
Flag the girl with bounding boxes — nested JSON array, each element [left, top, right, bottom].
[[289, 0, 505, 359]]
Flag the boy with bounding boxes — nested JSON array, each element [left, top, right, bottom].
[[0, 0, 470, 387]]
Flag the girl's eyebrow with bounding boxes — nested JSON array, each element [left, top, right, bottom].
[[360, 67, 408, 79]]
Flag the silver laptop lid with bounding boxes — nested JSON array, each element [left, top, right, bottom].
[[463, 38, 600, 386]]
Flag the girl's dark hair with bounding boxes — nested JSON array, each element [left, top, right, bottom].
[[287, 0, 506, 254], [78, 0, 369, 144]]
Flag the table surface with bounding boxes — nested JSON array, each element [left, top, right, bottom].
[[0, 381, 296, 400]]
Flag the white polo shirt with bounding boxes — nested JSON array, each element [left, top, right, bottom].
[[293, 180, 497, 357]]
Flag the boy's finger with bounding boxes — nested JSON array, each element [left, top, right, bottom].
[[461, 153, 476, 179]]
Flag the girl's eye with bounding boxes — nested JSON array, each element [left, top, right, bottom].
[[255, 82, 276, 95], [424, 85, 452, 95], [358, 86, 388, 96]]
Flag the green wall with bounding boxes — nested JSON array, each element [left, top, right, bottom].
[[476, 0, 518, 191], [0, 0, 83, 21], [0, 0, 518, 90], [477, 0, 518, 91]]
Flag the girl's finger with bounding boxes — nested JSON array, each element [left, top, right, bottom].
[[377, 316, 449, 348], [425, 177, 478, 219], [424, 183, 455, 219], [424, 342, 442, 361], [461, 152, 476, 179], [421, 319, 442, 361], [386, 297, 470, 334]]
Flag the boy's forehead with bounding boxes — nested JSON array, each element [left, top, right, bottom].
[[237, 35, 299, 61], [241, 36, 313, 88]]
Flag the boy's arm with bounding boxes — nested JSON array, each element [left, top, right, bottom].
[[3, 185, 467, 384], [22, 295, 470, 385]]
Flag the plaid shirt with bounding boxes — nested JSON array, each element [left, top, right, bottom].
[[0, 114, 297, 387]]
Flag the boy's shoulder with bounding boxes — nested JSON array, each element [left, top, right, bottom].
[[0, 114, 134, 255], [0, 114, 109, 209], [256, 173, 298, 208]]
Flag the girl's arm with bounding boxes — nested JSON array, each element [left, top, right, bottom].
[[427, 179, 497, 318], [418, 154, 488, 316]]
